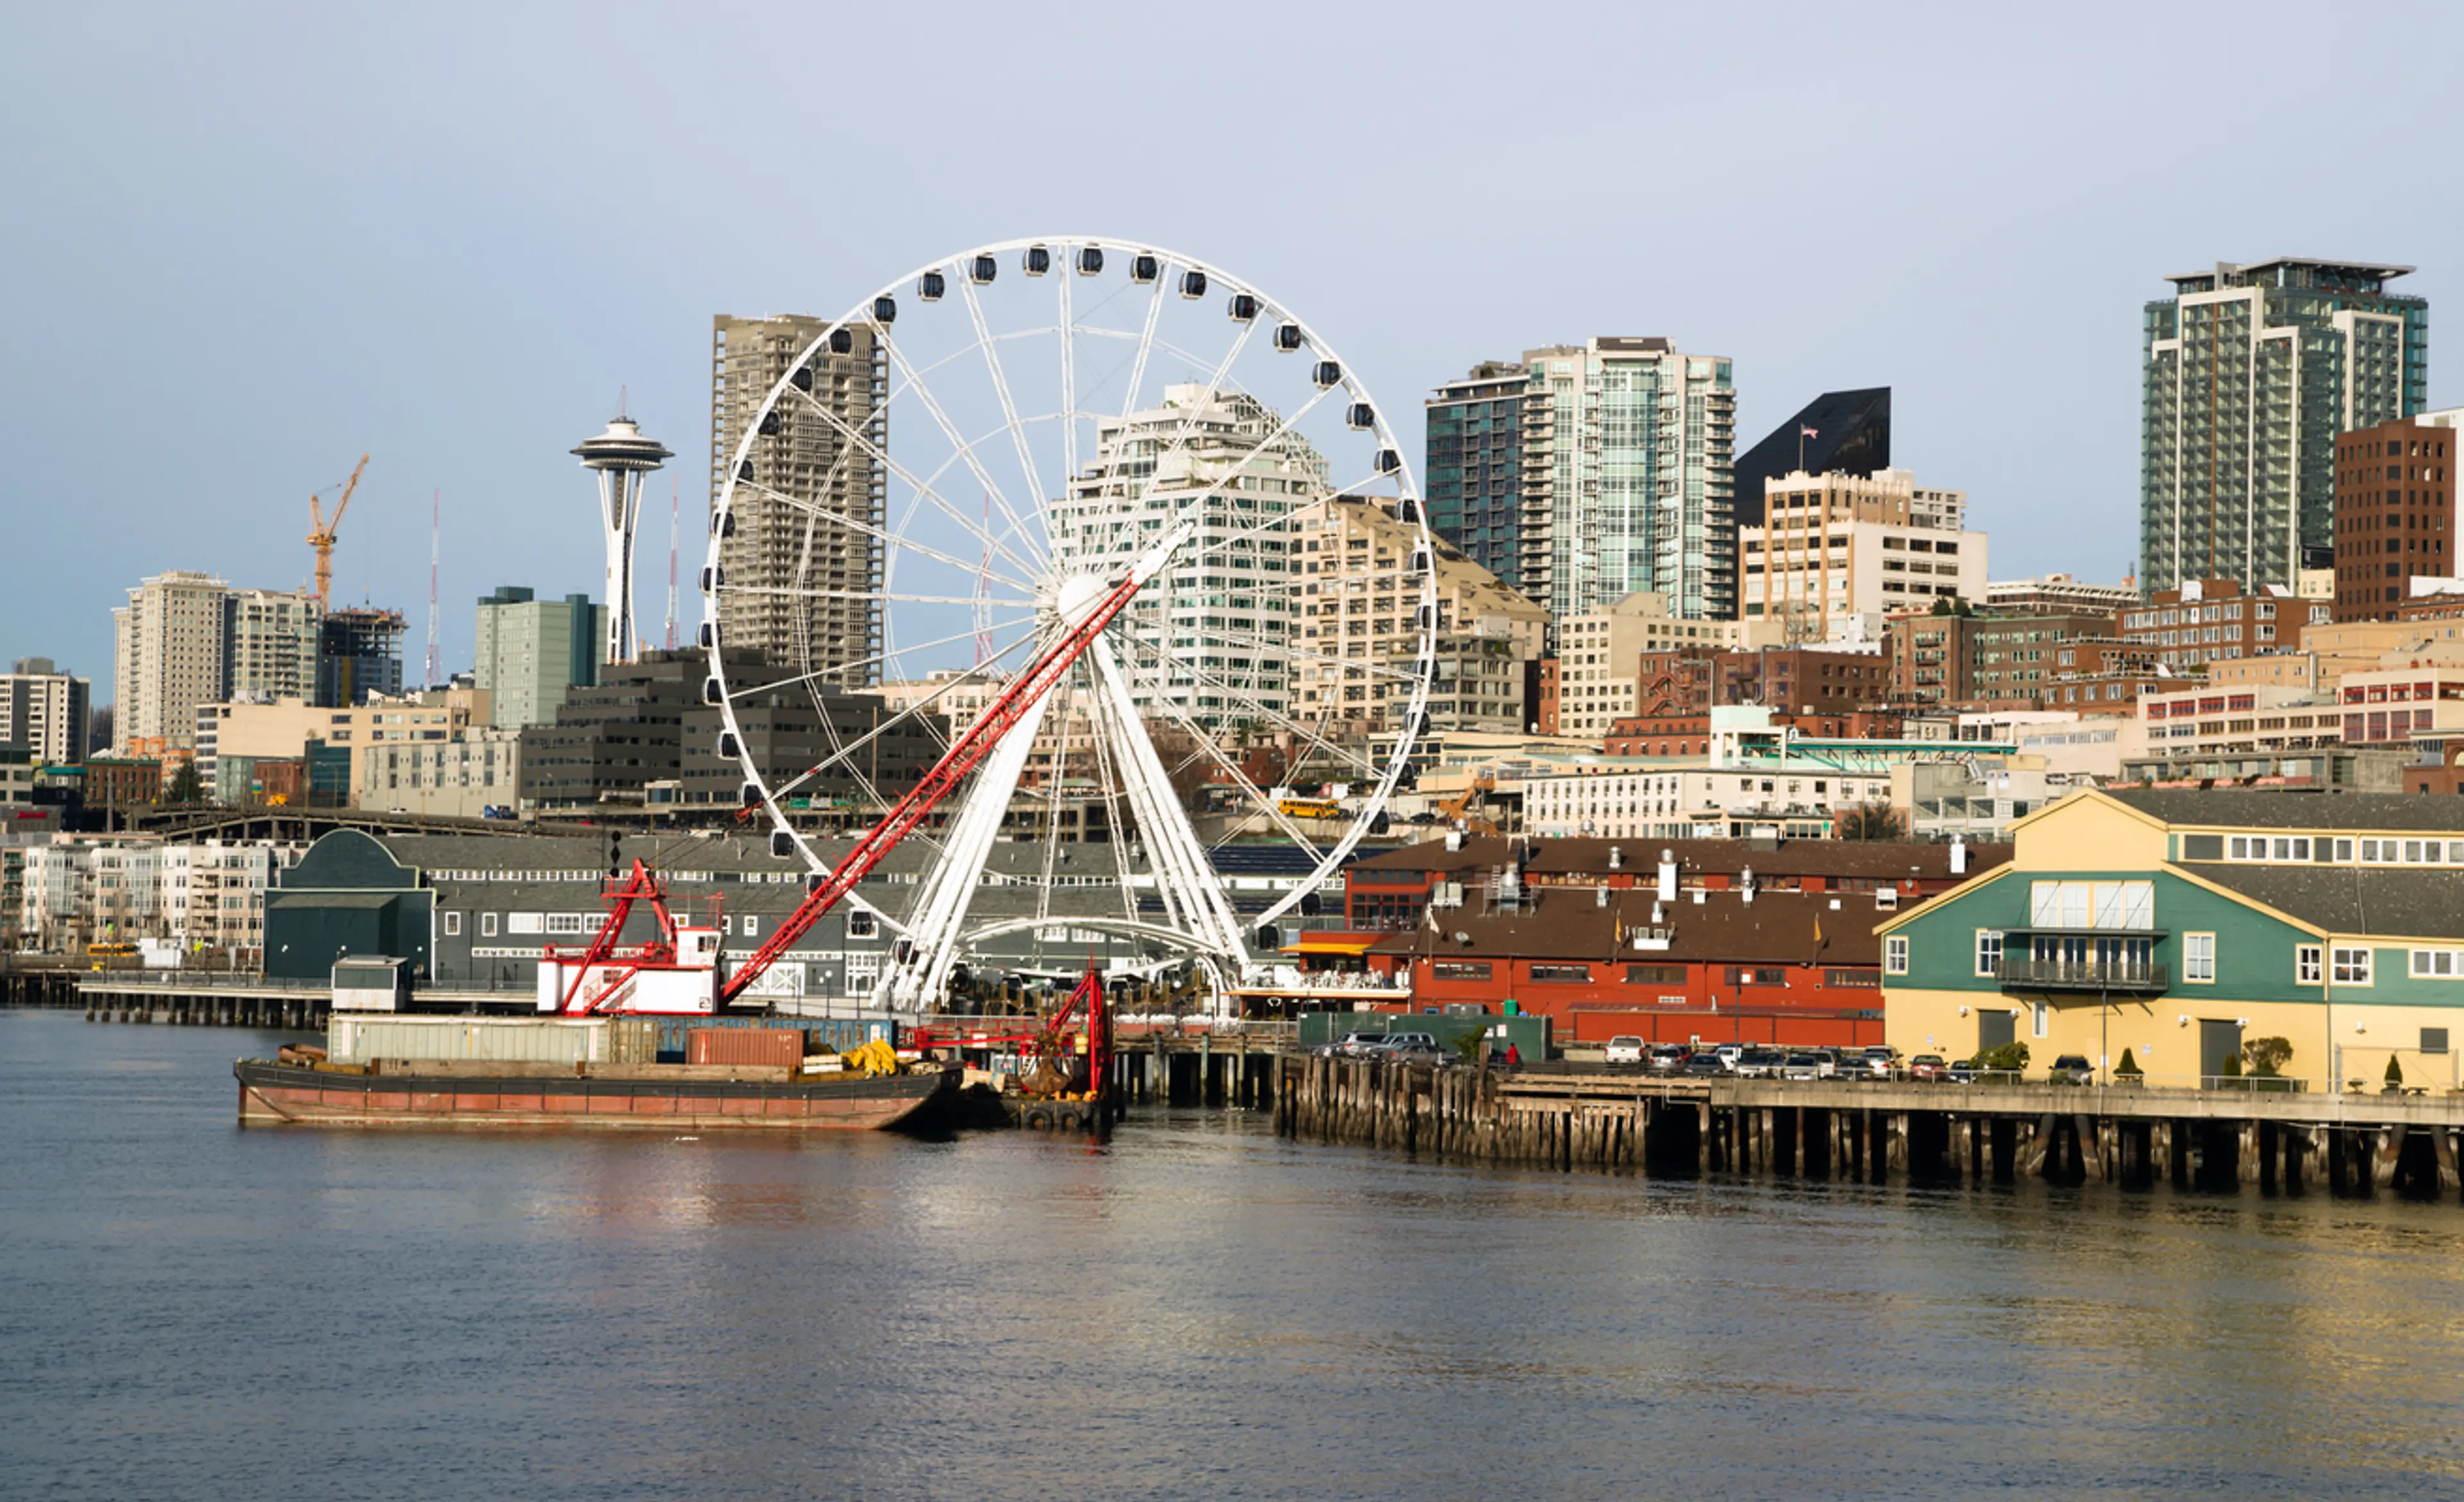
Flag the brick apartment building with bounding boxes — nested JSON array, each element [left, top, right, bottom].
[[2334, 418, 2458, 622]]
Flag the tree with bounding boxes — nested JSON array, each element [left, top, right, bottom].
[[1929, 595, 1974, 618], [2241, 1036, 2293, 1078], [1836, 802, 1906, 842], [2115, 1047, 2143, 1078], [164, 759, 204, 806], [2386, 1053, 2406, 1091]]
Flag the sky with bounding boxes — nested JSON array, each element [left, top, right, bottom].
[[5, 1, 2460, 704]]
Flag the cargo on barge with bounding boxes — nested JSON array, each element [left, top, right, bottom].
[[234, 1056, 957, 1132]]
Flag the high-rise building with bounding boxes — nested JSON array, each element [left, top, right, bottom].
[[1732, 388, 1891, 530], [1516, 338, 1736, 625], [224, 587, 322, 703], [474, 587, 603, 729], [709, 314, 885, 685], [2141, 258, 2429, 594], [2332, 418, 2458, 621], [0, 659, 90, 764], [1740, 468, 1985, 643], [1293, 497, 1547, 736], [1048, 382, 1325, 729], [316, 607, 406, 707], [1423, 361, 1525, 591], [112, 571, 233, 752]]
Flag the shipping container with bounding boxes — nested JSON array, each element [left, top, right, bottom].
[[327, 1015, 610, 1066], [651, 1014, 891, 1062], [686, 1026, 806, 1068], [606, 1016, 659, 1065]]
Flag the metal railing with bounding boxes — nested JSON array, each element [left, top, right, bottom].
[[1996, 956, 2169, 991]]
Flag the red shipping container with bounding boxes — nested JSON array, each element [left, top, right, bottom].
[[686, 1027, 805, 1068]]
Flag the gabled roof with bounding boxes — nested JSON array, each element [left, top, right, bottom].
[[1350, 834, 2008, 883], [2106, 788, 2464, 835], [1371, 886, 1882, 967], [2186, 865, 2464, 942]]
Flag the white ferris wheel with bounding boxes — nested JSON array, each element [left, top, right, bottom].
[[701, 237, 1437, 1012]]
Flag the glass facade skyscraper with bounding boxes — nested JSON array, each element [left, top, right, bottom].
[[2141, 259, 2427, 594], [1512, 338, 1736, 625], [1423, 361, 1525, 591]]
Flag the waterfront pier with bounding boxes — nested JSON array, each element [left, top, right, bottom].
[[1276, 1055, 2464, 1200]]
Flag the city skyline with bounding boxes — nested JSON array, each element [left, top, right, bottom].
[[5, 6, 2460, 696]]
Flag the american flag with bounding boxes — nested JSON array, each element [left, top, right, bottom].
[[1801, 424, 1819, 439]]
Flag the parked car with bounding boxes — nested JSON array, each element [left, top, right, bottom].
[[1908, 1054, 1949, 1082], [2047, 1054, 2095, 1086], [1319, 1032, 1381, 1058], [1646, 1044, 1690, 1075], [1732, 1046, 1788, 1079], [1362, 1032, 1450, 1066], [1603, 1035, 1646, 1066], [1779, 1051, 1827, 1082], [1941, 1058, 1979, 1085], [1713, 1044, 1745, 1070], [1682, 1050, 1729, 1077], [1854, 1046, 1901, 1080]]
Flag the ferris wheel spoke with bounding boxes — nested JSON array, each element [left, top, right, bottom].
[[1129, 689, 1322, 849], [758, 619, 1047, 807], [731, 476, 1038, 598], [954, 275, 1049, 548], [874, 319, 1052, 573], [782, 382, 1046, 585], [1078, 696, 1142, 924], [1118, 268, 1169, 422], [1058, 269, 1080, 515]]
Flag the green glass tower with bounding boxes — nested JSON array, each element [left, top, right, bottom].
[[2141, 259, 2427, 594]]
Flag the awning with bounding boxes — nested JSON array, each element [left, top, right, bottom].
[[1291, 934, 1381, 956]]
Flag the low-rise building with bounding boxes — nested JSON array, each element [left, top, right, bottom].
[[2334, 419, 2458, 622], [1879, 788, 2464, 1090], [2119, 578, 2327, 671]]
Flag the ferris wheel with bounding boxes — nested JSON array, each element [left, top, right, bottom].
[[701, 237, 1437, 1011]]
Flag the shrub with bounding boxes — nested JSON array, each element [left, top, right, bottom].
[[2219, 1053, 2241, 1079], [2386, 1054, 2406, 1087], [2115, 1048, 2143, 1076], [2242, 1037, 2293, 1078], [1981, 1041, 2030, 1074]]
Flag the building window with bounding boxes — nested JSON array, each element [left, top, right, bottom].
[[442, 911, 461, 937], [2184, 933, 2216, 983], [2426, 1028, 2452, 1056], [2296, 944, 2323, 985], [545, 912, 589, 936], [2332, 947, 2373, 985], [481, 912, 498, 938], [2032, 1001, 2049, 1038], [741, 916, 758, 938], [1974, 929, 2003, 977], [2409, 947, 2463, 978], [1433, 961, 1492, 980], [1885, 935, 1909, 974], [1529, 963, 1591, 983]]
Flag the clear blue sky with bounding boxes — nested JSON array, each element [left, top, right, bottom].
[[5, 2, 2458, 702]]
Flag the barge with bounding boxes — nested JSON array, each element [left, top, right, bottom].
[[234, 1056, 959, 1132]]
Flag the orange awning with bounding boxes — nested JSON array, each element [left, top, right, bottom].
[[1292, 934, 1381, 955]]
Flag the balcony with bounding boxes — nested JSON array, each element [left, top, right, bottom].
[[1997, 953, 2168, 994]]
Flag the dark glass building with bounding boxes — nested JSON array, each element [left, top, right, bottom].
[[1733, 388, 1892, 529], [1423, 362, 1525, 591], [314, 607, 407, 707]]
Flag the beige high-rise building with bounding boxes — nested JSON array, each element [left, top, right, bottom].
[[112, 571, 232, 752], [710, 315, 885, 687], [1740, 468, 1985, 645], [0, 659, 91, 764], [1296, 497, 1547, 735]]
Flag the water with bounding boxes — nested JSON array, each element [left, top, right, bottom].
[[4, 1010, 2463, 1501]]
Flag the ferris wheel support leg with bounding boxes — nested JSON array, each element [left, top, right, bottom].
[[1090, 638, 1249, 1004], [882, 688, 1055, 1013]]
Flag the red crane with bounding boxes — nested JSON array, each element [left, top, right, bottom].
[[717, 525, 1191, 1006]]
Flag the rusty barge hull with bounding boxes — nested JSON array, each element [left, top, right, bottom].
[[234, 1058, 957, 1132]]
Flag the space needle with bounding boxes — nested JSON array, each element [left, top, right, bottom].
[[572, 410, 672, 667]]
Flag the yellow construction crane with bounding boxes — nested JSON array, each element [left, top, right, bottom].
[[307, 454, 370, 610]]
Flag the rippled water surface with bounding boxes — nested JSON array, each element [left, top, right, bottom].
[[6, 1010, 2464, 1500]]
